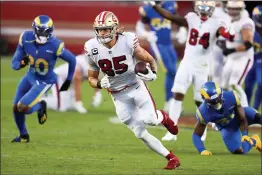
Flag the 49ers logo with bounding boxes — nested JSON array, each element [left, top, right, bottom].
[[112, 15, 118, 23]]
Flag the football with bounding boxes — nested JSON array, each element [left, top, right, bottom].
[[135, 62, 148, 74]]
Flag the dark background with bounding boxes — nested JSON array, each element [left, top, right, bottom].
[[245, 1, 262, 16]]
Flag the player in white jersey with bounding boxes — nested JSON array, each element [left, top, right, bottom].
[[210, 2, 231, 84], [218, 1, 255, 107], [210, 2, 250, 85], [145, 1, 235, 141], [85, 11, 180, 170], [42, 54, 102, 113]]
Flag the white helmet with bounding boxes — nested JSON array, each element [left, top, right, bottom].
[[226, 1, 246, 20], [93, 11, 119, 44], [194, 1, 216, 19]]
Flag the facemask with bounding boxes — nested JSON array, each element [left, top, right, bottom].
[[211, 103, 222, 110], [35, 35, 48, 44]]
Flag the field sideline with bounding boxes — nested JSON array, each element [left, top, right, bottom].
[[1, 57, 261, 175]]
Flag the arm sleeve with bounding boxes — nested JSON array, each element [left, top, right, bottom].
[[184, 12, 194, 27], [126, 33, 140, 56], [192, 133, 206, 153], [11, 32, 26, 70], [84, 41, 100, 71], [241, 18, 255, 31], [58, 42, 76, 81]]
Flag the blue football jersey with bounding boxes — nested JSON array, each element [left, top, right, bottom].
[[139, 1, 176, 45], [18, 31, 65, 83], [253, 30, 262, 62], [196, 90, 241, 129]]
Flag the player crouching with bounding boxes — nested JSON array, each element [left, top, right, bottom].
[[41, 54, 102, 113], [193, 81, 261, 155]]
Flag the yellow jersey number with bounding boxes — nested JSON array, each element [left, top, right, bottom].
[[28, 55, 49, 75], [150, 18, 171, 30]]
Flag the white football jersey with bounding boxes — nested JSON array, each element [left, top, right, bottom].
[[84, 32, 139, 91], [226, 16, 255, 59], [183, 12, 226, 68], [55, 54, 88, 79]]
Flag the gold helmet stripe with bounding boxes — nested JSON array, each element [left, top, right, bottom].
[[200, 88, 210, 100], [34, 16, 41, 26], [215, 82, 221, 95], [47, 18, 53, 28]]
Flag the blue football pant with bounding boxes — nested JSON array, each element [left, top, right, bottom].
[[244, 61, 262, 110], [13, 75, 52, 135], [150, 44, 177, 101], [220, 107, 259, 154]]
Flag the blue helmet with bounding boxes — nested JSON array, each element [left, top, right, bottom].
[[200, 81, 223, 110], [32, 15, 54, 44], [252, 5, 262, 28]]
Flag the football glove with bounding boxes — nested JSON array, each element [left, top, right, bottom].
[[60, 80, 71, 92], [100, 76, 110, 89], [200, 150, 212, 156], [241, 135, 254, 145], [20, 55, 30, 68], [136, 66, 157, 81], [222, 48, 236, 56]]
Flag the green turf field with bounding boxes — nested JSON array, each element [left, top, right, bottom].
[[1, 57, 261, 175]]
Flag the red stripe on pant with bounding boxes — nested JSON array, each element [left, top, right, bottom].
[[143, 82, 158, 118], [238, 59, 251, 85], [55, 83, 61, 110]]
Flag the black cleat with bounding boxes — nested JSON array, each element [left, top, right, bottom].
[[11, 134, 30, 143], [38, 100, 47, 124]]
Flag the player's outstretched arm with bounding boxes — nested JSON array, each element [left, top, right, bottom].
[[59, 48, 76, 82], [192, 122, 212, 155], [134, 45, 157, 73], [73, 68, 83, 101], [218, 27, 254, 56], [12, 41, 28, 70], [152, 4, 187, 27], [235, 105, 249, 137]]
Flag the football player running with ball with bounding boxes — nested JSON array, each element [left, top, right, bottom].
[[145, 1, 235, 141], [85, 11, 180, 170]]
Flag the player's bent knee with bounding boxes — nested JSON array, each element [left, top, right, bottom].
[[13, 104, 19, 112], [232, 148, 244, 154], [17, 102, 30, 113], [132, 126, 147, 139], [142, 113, 158, 126]]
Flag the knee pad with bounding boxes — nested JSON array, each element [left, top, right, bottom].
[[132, 125, 147, 139], [142, 112, 158, 126]]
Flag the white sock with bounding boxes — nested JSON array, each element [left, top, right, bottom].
[[156, 110, 164, 125], [234, 85, 249, 107], [169, 99, 182, 125], [201, 127, 207, 141], [141, 130, 170, 157]]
